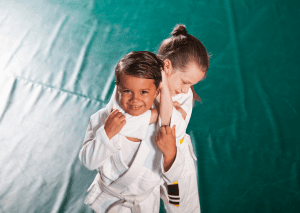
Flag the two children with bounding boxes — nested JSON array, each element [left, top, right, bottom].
[[79, 24, 209, 213]]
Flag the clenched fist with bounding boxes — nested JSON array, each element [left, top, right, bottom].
[[104, 108, 126, 140], [155, 125, 176, 171]]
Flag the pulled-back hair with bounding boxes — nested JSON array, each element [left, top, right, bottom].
[[115, 51, 163, 89], [158, 24, 209, 73], [158, 24, 210, 102]]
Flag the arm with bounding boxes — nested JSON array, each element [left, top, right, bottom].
[[173, 101, 187, 120], [160, 135, 200, 212], [159, 70, 173, 126], [78, 109, 126, 170], [149, 108, 158, 125], [155, 125, 177, 171]]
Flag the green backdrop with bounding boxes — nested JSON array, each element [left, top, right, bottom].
[[0, 0, 299, 212]]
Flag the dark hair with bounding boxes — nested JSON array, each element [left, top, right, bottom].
[[158, 24, 210, 102], [115, 51, 163, 89]]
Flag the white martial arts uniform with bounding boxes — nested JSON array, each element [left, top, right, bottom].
[[79, 87, 200, 213]]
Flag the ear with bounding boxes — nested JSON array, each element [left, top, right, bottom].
[[163, 59, 173, 75], [155, 88, 160, 98]]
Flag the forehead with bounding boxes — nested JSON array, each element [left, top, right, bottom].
[[180, 62, 206, 84], [118, 74, 156, 89]]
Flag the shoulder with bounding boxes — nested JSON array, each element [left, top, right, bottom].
[[89, 107, 109, 127]]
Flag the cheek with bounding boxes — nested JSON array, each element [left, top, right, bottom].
[[168, 75, 182, 90], [119, 95, 128, 107]]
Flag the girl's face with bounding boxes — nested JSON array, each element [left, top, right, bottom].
[[165, 61, 206, 96], [116, 74, 159, 116]]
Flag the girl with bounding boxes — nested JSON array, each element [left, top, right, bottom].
[[156, 24, 209, 212]]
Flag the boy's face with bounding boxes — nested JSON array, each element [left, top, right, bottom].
[[117, 74, 158, 116]]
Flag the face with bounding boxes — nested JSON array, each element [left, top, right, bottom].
[[165, 61, 206, 96], [116, 74, 159, 116]]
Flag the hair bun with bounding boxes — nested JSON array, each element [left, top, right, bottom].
[[171, 24, 188, 36]]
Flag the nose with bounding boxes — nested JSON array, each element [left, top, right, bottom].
[[182, 86, 189, 94], [130, 92, 140, 102]]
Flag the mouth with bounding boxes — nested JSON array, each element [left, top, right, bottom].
[[129, 105, 143, 110]]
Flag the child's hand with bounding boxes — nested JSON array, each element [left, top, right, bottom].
[[155, 125, 176, 171], [173, 101, 187, 120], [104, 108, 126, 140]]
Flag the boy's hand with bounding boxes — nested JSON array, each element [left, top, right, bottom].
[[104, 108, 126, 140], [155, 125, 176, 171], [173, 101, 187, 120]]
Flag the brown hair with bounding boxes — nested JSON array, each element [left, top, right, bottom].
[[115, 51, 163, 89], [158, 24, 210, 102]]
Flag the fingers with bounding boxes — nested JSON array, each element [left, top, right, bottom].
[[165, 125, 172, 134], [155, 131, 162, 142], [160, 126, 167, 135], [182, 111, 187, 120], [110, 109, 119, 116], [121, 119, 126, 125], [108, 109, 126, 124], [173, 101, 181, 107], [172, 125, 176, 136], [110, 109, 125, 119], [116, 111, 125, 118]]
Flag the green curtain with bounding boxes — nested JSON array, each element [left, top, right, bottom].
[[0, 0, 299, 212]]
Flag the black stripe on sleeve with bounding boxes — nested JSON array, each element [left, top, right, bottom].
[[167, 184, 179, 196]]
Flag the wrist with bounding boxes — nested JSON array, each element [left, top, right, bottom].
[[163, 149, 176, 162], [163, 151, 176, 172], [159, 81, 169, 90], [104, 127, 112, 140]]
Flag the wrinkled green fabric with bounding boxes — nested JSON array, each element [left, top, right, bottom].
[[0, 0, 299, 212]]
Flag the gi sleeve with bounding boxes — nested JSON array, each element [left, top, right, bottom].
[[78, 108, 119, 170], [161, 136, 200, 212], [158, 88, 193, 144], [161, 146, 185, 184]]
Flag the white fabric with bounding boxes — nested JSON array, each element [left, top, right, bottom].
[[79, 87, 200, 213], [79, 109, 167, 213], [121, 137, 140, 167], [158, 87, 194, 143]]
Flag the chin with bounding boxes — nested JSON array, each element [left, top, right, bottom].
[[127, 110, 146, 116]]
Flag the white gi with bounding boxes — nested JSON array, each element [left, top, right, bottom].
[[79, 87, 200, 213]]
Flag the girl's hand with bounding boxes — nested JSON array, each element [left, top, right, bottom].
[[104, 108, 126, 140], [173, 101, 187, 120], [155, 125, 176, 171]]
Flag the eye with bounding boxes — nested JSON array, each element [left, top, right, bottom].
[[123, 90, 130, 93], [141, 91, 148, 94], [182, 80, 188, 84]]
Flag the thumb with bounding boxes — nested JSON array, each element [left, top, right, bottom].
[[172, 125, 176, 137]]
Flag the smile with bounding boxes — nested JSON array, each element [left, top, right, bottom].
[[129, 105, 143, 110]]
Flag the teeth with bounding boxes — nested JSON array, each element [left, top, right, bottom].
[[132, 106, 141, 109]]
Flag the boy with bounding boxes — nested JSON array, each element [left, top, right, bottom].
[[79, 51, 180, 213]]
